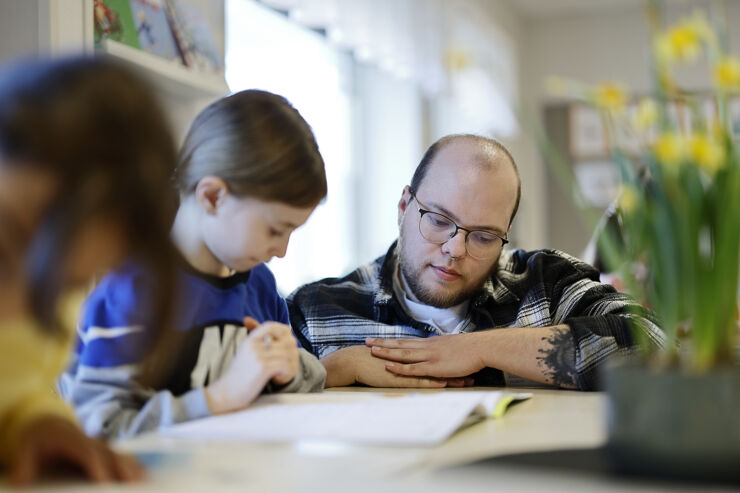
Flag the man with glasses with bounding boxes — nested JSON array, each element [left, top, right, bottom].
[[288, 134, 663, 390]]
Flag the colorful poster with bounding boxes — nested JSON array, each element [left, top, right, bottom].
[[93, 0, 140, 49], [165, 0, 223, 72], [129, 0, 180, 61]]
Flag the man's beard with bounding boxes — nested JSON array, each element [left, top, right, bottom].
[[397, 238, 498, 309]]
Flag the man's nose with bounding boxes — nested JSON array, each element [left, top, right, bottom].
[[441, 229, 467, 259]]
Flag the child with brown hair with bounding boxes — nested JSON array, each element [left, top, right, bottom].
[[0, 56, 178, 486], [61, 89, 328, 439]]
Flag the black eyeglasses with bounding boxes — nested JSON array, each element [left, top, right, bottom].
[[410, 192, 508, 260]]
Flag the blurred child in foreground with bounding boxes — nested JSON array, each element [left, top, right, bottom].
[[0, 56, 177, 486]]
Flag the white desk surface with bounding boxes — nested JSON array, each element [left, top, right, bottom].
[[5, 387, 734, 492]]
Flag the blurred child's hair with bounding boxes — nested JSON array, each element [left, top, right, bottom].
[[0, 56, 177, 336], [173, 90, 327, 207]]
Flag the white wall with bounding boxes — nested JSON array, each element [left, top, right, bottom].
[[518, 1, 740, 254], [447, 0, 549, 251], [525, 3, 740, 107], [0, 1, 41, 62]]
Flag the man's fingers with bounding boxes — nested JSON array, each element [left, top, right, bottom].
[[384, 361, 434, 377], [370, 346, 428, 363], [445, 377, 476, 387], [394, 376, 447, 388], [365, 337, 426, 349]]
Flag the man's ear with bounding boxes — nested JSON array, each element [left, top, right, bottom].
[[195, 176, 229, 215], [398, 186, 413, 226]]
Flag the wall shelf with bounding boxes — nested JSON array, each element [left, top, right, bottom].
[[99, 39, 229, 99]]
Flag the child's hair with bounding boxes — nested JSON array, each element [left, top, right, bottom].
[[173, 90, 327, 207], [0, 56, 177, 335]]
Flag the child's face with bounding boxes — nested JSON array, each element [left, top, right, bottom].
[[0, 164, 58, 244], [61, 217, 129, 289], [203, 195, 315, 273], [0, 162, 130, 289]]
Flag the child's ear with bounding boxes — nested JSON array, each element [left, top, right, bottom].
[[195, 176, 229, 214]]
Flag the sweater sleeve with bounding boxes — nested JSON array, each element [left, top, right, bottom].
[[58, 361, 211, 440], [270, 288, 326, 392], [0, 319, 78, 466], [58, 269, 212, 440], [257, 266, 326, 392], [265, 348, 326, 394]]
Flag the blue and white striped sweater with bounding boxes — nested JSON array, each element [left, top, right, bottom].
[[60, 260, 325, 439]]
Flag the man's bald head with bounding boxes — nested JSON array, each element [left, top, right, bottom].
[[409, 134, 521, 226]]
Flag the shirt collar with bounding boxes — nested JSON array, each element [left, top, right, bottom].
[[373, 241, 398, 305]]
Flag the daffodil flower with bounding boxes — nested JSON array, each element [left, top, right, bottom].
[[689, 134, 725, 174], [617, 185, 640, 215], [655, 22, 703, 64], [591, 82, 628, 112], [714, 57, 740, 91], [653, 132, 686, 167], [634, 98, 659, 130]]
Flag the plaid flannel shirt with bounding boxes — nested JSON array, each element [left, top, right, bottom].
[[287, 242, 664, 390]]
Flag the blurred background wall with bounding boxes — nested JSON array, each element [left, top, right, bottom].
[[1, 0, 737, 295]]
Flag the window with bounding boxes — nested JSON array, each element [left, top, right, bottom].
[[227, 0, 355, 295]]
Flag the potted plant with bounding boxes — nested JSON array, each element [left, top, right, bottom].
[[544, 3, 740, 482]]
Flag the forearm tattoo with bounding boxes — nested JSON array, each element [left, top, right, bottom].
[[537, 326, 577, 388]]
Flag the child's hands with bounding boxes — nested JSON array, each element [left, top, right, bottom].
[[9, 415, 143, 487], [244, 317, 300, 387], [204, 317, 299, 415]]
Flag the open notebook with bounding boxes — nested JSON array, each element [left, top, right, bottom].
[[161, 391, 531, 446]]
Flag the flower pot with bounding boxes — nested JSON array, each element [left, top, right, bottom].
[[605, 365, 740, 482]]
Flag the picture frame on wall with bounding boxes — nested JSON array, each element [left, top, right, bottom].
[[573, 160, 620, 208], [730, 97, 740, 140], [569, 103, 608, 159]]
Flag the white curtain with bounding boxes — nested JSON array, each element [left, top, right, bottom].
[[226, 0, 355, 294]]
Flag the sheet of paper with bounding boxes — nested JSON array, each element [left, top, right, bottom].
[[161, 391, 531, 446]]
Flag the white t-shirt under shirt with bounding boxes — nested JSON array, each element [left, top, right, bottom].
[[392, 265, 469, 334], [392, 264, 549, 388]]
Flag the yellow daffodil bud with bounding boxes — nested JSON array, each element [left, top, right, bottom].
[[655, 23, 702, 64], [689, 135, 725, 174], [444, 48, 471, 71], [653, 133, 686, 166], [617, 185, 640, 215], [687, 12, 718, 52], [687, 13, 715, 42], [634, 98, 659, 130], [592, 82, 628, 112], [714, 57, 740, 91]]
